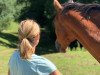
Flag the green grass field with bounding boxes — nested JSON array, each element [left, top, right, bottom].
[[0, 49, 100, 75], [0, 21, 100, 75]]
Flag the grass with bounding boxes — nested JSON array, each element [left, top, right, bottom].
[[0, 21, 18, 50], [0, 49, 100, 75], [0, 21, 100, 75], [45, 50, 100, 75]]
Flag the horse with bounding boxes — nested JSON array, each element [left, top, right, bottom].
[[53, 0, 100, 63]]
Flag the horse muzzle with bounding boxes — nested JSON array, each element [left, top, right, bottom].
[[55, 40, 66, 53]]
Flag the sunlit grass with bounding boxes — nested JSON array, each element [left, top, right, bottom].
[[44, 50, 100, 75], [0, 49, 14, 75], [5, 21, 19, 33], [0, 49, 100, 75]]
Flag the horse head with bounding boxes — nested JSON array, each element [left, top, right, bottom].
[[54, 21, 76, 52], [54, 0, 76, 52], [54, 0, 100, 63]]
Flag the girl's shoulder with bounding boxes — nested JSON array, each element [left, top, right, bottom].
[[29, 54, 56, 66], [10, 50, 20, 59]]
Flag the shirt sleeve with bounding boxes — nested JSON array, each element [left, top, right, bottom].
[[36, 58, 57, 75]]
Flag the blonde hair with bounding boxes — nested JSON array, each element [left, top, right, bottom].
[[18, 19, 40, 59]]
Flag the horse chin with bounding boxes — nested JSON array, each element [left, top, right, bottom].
[[56, 46, 66, 53], [60, 46, 70, 53], [59, 48, 66, 53], [55, 41, 67, 53]]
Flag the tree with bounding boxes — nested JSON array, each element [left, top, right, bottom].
[[0, 0, 24, 32], [0, 0, 14, 31]]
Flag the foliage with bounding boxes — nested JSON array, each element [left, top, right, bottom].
[[0, 0, 14, 31], [1, 0, 98, 31], [0, 0, 99, 31], [0, 0, 24, 32], [0, 0, 100, 47]]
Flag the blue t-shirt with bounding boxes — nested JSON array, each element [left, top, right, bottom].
[[9, 50, 57, 75]]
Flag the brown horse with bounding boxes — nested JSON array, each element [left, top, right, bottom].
[[53, 0, 100, 63]]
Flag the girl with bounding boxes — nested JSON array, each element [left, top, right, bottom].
[[8, 19, 62, 75]]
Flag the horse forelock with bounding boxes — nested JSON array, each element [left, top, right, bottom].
[[61, 2, 100, 18]]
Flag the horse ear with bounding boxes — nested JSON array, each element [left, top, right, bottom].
[[54, 0, 63, 12], [68, 0, 74, 3]]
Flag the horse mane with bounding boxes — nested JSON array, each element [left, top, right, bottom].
[[62, 2, 100, 18]]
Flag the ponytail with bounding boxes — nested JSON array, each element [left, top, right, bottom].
[[18, 19, 40, 59], [20, 38, 33, 59]]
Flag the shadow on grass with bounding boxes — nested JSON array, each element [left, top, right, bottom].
[[0, 32, 18, 48], [0, 32, 58, 55]]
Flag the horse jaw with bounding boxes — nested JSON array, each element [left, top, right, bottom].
[[54, 0, 63, 12]]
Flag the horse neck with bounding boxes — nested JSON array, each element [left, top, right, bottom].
[[66, 10, 100, 43], [62, 10, 100, 63], [89, 10, 100, 28]]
